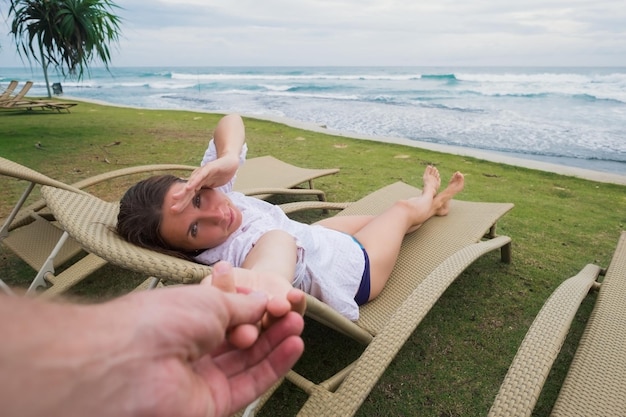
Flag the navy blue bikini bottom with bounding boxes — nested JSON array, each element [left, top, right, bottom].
[[352, 237, 371, 306]]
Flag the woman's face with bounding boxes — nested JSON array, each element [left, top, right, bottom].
[[159, 183, 242, 251]]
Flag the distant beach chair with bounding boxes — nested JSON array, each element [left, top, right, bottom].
[[1, 99, 79, 113], [489, 231, 626, 417], [233, 155, 339, 201], [0, 80, 79, 113], [1, 80, 32, 102], [0, 80, 19, 101]]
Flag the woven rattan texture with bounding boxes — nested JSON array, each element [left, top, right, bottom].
[[488, 264, 602, 417], [42, 186, 213, 283], [0, 156, 84, 193], [340, 182, 514, 335], [42, 181, 515, 417], [233, 155, 339, 190], [551, 232, 626, 416]]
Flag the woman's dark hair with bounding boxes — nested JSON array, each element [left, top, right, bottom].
[[117, 174, 194, 260]]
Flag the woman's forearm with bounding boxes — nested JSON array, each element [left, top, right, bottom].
[[242, 230, 297, 282], [213, 113, 246, 162], [176, 114, 246, 197]]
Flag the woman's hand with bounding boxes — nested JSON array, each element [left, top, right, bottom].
[[171, 154, 240, 213], [172, 114, 245, 213], [209, 261, 306, 317]]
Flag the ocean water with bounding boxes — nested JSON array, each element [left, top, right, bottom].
[[2, 66, 625, 175]]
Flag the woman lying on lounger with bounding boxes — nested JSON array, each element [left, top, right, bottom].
[[117, 114, 464, 320]]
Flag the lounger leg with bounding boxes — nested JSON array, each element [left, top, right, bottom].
[[0, 278, 16, 296], [26, 231, 71, 295], [147, 277, 161, 290], [0, 183, 35, 239], [501, 241, 512, 263]]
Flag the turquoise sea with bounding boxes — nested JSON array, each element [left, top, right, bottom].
[[2, 66, 625, 175]]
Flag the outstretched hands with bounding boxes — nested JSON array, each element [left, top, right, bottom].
[[1, 267, 304, 417], [209, 261, 307, 336], [120, 271, 305, 417]]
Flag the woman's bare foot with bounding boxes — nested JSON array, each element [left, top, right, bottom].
[[422, 165, 441, 197], [435, 171, 465, 216]]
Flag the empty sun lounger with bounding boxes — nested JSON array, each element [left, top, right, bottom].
[[233, 155, 339, 201], [0, 81, 78, 113], [489, 231, 626, 417], [0, 80, 19, 101]]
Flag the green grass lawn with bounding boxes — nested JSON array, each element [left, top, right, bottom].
[[1, 102, 625, 416]]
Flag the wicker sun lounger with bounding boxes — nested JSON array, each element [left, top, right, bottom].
[[0, 80, 19, 101], [0, 80, 32, 103], [41, 181, 513, 416], [489, 231, 626, 417], [1, 155, 338, 296], [0, 80, 79, 113], [1, 99, 79, 113], [0, 156, 198, 296], [233, 155, 339, 201]]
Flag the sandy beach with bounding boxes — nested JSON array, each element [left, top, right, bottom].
[[67, 97, 626, 186]]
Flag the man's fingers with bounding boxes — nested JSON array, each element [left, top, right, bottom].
[[287, 289, 307, 316], [140, 283, 269, 357], [226, 323, 260, 350], [262, 289, 306, 328], [210, 311, 304, 378], [227, 335, 304, 413]]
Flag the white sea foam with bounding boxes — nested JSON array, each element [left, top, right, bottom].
[[2, 65, 624, 174]]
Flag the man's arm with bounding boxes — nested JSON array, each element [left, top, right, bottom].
[[0, 279, 304, 417]]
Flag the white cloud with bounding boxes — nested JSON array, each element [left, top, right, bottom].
[[1, 0, 625, 67]]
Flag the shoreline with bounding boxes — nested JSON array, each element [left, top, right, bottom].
[[68, 96, 626, 186], [252, 113, 626, 186]]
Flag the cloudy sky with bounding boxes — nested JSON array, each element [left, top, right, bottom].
[[1, 0, 625, 68]]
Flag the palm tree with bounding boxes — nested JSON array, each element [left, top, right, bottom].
[[8, 0, 122, 98]]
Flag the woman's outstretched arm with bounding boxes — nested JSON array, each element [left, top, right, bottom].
[[234, 230, 306, 316]]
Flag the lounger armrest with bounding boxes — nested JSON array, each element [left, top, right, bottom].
[[69, 164, 197, 189], [304, 294, 374, 345], [5, 164, 197, 231], [239, 187, 326, 198], [279, 201, 352, 215], [487, 264, 602, 417]]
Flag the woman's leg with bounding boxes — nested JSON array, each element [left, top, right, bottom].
[[316, 166, 442, 235], [314, 215, 374, 234], [353, 168, 464, 300]]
